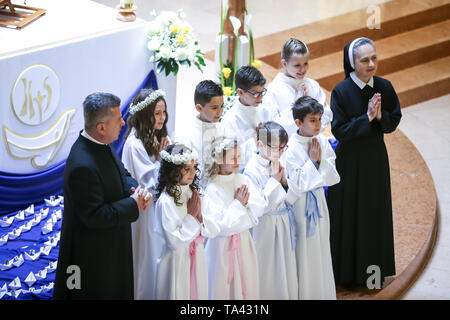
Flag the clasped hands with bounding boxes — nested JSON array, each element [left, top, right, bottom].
[[130, 185, 152, 211], [367, 93, 382, 122]]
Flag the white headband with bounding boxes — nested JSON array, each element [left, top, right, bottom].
[[160, 149, 198, 165], [212, 138, 236, 159], [129, 89, 166, 115], [348, 37, 365, 69]]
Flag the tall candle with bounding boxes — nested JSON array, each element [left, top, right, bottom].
[[120, 0, 133, 9]]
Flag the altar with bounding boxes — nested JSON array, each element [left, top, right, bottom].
[[0, 0, 158, 300], [0, 0, 159, 174]]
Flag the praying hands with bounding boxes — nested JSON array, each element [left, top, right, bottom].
[[308, 137, 322, 165], [187, 189, 203, 223], [367, 93, 382, 122], [130, 185, 152, 211]]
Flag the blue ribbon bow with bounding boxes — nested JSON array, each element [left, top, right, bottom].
[[264, 201, 297, 251], [305, 189, 323, 238]]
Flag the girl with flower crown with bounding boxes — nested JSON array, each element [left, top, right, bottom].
[[122, 88, 171, 300], [153, 143, 219, 300], [202, 137, 266, 300]]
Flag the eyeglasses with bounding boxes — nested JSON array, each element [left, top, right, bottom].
[[244, 88, 267, 98], [267, 144, 288, 152]]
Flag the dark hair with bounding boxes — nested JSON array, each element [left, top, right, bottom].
[[124, 89, 168, 158], [235, 66, 266, 91], [256, 121, 289, 147], [292, 96, 324, 122], [194, 80, 224, 106], [282, 38, 309, 61], [156, 143, 200, 206], [352, 38, 375, 59], [83, 92, 121, 132]]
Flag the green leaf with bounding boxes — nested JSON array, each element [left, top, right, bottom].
[[197, 56, 206, 67]]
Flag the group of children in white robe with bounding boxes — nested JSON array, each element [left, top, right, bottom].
[[122, 38, 340, 300]]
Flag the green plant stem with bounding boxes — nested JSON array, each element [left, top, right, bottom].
[[232, 34, 238, 93]]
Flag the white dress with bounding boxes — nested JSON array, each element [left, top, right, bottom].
[[154, 185, 220, 300], [243, 153, 299, 299], [282, 132, 340, 300], [220, 99, 275, 170], [203, 173, 266, 300], [122, 129, 170, 300], [265, 73, 333, 137], [179, 115, 227, 186]]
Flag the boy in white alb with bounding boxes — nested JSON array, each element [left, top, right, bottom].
[[265, 38, 333, 137], [220, 66, 274, 170], [282, 96, 340, 300], [179, 80, 226, 187], [243, 121, 299, 300]]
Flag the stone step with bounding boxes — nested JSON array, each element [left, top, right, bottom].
[[385, 55, 450, 107], [308, 19, 450, 91], [257, 0, 450, 68]]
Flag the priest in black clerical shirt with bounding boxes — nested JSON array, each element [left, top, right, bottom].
[[53, 92, 151, 300]]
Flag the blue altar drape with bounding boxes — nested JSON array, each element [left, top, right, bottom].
[[0, 70, 158, 216]]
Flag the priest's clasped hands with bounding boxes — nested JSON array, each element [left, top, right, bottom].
[[367, 93, 382, 122], [130, 185, 152, 211]]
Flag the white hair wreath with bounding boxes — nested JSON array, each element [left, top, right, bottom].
[[160, 149, 198, 165], [129, 89, 166, 115]]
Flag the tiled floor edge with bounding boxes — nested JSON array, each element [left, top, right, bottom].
[[374, 198, 440, 300]]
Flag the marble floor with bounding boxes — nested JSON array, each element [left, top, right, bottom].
[[93, 0, 450, 299]]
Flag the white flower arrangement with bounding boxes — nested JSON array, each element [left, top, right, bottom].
[[220, 95, 239, 121], [160, 149, 198, 165], [129, 89, 166, 115], [148, 9, 206, 76]]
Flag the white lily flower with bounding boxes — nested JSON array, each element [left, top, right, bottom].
[[229, 16, 241, 36], [244, 12, 252, 31]]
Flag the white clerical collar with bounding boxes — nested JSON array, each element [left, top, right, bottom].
[[214, 172, 237, 184], [81, 130, 107, 145], [237, 98, 259, 111], [194, 115, 218, 129], [350, 72, 374, 89], [278, 72, 304, 90], [294, 131, 315, 144], [255, 153, 271, 168]]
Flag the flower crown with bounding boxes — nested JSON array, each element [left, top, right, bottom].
[[129, 89, 166, 115], [211, 138, 237, 159], [160, 148, 198, 165]]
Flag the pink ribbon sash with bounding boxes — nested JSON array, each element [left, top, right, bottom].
[[189, 234, 205, 300], [227, 234, 247, 299]]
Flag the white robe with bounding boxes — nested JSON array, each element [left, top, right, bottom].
[[265, 73, 333, 137], [220, 99, 275, 170], [243, 154, 299, 300], [154, 185, 220, 300], [203, 173, 266, 300], [283, 132, 340, 300], [179, 115, 227, 186], [122, 129, 170, 300]]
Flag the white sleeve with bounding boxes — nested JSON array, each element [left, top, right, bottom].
[[244, 167, 286, 213], [203, 186, 256, 236], [123, 137, 161, 192], [284, 151, 325, 198], [312, 80, 333, 132], [317, 136, 340, 187], [156, 196, 201, 250]]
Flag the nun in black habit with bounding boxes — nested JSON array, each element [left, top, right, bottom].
[[327, 38, 402, 289]]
